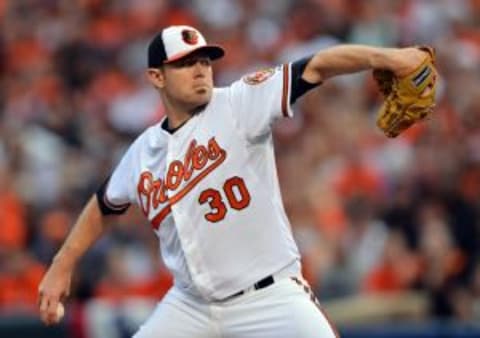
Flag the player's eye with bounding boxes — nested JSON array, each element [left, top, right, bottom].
[[199, 58, 211, 66], [183, 59, 197, 67], [186, 58, 211, 67], [172, 56, 211, 68], [169, 59, 190, 68]]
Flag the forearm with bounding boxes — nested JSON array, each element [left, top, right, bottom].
[[52, 195, 108, 269], [304, 45, 400, 83]]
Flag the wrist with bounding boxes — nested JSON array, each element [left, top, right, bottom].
[[370, 48, 397, 70], [53, 248, 78, 270]]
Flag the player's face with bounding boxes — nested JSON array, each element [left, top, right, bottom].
[[148, 52, 214, 111]]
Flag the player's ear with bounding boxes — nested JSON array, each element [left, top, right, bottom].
[[146, 67, 166, 89]]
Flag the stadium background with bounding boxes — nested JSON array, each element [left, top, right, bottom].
[[1, 0, 480, 337]]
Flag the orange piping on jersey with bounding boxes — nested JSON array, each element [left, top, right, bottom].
[[151, 148, 227, 229], [281, 64, 289, 117], [103, 194, 130, 211]]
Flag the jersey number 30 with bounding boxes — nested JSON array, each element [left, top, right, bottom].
[[198, 176, 251, 222]]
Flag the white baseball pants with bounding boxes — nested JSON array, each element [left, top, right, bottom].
[[133, 276, 339, 338]]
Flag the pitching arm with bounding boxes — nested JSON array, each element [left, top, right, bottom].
[[301, 45, 429, 84], [38, 195, 115, 325]]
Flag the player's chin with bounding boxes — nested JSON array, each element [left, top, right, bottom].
[[191, 88, 212, 105]]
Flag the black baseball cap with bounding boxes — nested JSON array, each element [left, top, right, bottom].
[[148, 25, 225, 67]]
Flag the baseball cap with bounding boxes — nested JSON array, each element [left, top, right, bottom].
[[148, 25, 225, 67]]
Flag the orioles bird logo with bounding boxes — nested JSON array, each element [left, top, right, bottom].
[[243, 68, 276, 85], [182, 30, 199, 45]]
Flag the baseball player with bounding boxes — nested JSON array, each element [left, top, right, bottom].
[[38, 25, 431, 337]]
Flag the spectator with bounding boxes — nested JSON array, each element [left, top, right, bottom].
[[0, 1, 479, 333]]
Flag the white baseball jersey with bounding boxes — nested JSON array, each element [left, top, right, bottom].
[[99, 63, 304, 301]]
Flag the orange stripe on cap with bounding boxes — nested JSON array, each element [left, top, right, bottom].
[[281, 63, 290, 117]]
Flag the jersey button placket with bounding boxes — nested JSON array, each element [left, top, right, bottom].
[[167, 127, 214, 297], [165, 166, 206, 295], [173, 206, 212, 295]]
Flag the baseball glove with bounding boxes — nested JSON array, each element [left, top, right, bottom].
[[374, 46, 437, 138]]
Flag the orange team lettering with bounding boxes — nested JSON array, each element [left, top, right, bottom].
[[137, 137, 227, 222]]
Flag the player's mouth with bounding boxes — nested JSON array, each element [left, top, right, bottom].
[[193, 83, 210, 93]]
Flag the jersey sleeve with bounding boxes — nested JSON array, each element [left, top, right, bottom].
[[290, 55, 320, 105], [228, 57, 319, 141], [227, 64, 291, 140], [96, 144, 137, 215]]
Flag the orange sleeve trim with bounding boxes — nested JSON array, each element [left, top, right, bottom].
[[103, 194, 130, 211], [97, 177, 131, 215], [281, 63, 290, 117]]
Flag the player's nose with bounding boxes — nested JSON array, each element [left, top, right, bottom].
[[193, 63, 206, 78]]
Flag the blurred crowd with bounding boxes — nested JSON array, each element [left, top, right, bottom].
[[1, 0, 480, 335]]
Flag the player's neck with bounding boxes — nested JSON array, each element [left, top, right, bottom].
[[165, 110, 191, 130], [160, 96, 190, 129], [163, 97, 206, 130], [165, 104, 205, 129]]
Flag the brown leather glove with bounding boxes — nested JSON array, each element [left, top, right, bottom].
[[374, 46, 438, 138]]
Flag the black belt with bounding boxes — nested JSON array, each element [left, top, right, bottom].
[[229, 275, 275, 299]]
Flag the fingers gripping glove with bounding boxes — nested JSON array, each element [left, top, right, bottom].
[[374, 46, 437, 138]]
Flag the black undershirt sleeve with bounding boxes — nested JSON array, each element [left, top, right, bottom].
[[290, 55, 321, 105], [96, 176, 130, 215]]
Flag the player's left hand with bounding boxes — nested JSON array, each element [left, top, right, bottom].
[[38, 260, 73, 325]]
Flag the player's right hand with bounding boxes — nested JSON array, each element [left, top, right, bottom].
[[387, 47, 433, 78], [38, 260, 73, 325]]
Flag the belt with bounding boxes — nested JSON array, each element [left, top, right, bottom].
[[228, 275, 275, 299]]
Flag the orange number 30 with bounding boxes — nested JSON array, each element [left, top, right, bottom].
[[198, 176, 251, 222]]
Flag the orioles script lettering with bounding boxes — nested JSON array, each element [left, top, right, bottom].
[[137, 137, 227, 228]]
